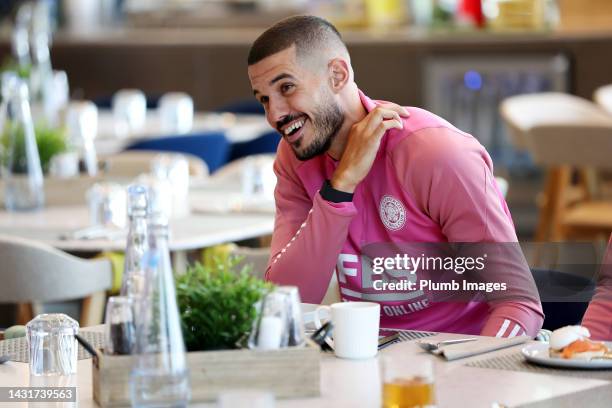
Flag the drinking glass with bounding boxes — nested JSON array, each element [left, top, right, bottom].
[[248, 290, 290, 350], [26, 314, 79, 376], [152, 154, 190, 218], [86, 182, 127, 228], [65, 100, 98, 176], [241, 156, 264, 197], [104, 296, 136, 355], [275, 286, 305, 347], [135, 173, 173, 221], [380, 354, 436, 408], [112, 89, 146, 137], [158, 92, 193, 134]]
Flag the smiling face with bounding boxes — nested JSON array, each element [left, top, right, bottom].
[[248, 45, 345, 161]]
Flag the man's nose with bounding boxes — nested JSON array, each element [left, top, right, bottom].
[[267, 98, 289, 127]]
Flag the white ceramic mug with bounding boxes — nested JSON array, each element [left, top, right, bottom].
[[313, 302, 380, 359]]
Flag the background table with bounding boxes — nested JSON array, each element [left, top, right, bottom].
[[0, 327, 610, 408], [0, 205, 273, 253]]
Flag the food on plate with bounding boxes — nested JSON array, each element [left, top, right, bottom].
[[549, 325, 609, 360]]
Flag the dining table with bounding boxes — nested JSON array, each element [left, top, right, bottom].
[[0, 322, 610, 408], [0, 180, 276, 275], [0, 202, 273, 254]]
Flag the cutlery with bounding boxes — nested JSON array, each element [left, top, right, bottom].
[[309, 321, 334, 352], [75, 334, 98, 358], [378, 333, 400, 350], [417, 337, 478, 352]]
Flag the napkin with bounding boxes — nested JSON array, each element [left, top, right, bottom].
[[422, 335, 529, 361]]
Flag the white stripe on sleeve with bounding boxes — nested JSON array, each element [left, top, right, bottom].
[[508, 324, 522, 338], [495, 319, 511, 338]]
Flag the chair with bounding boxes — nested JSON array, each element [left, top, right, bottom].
[[531, 268, 596, 331], [229, 131, 281, 162], [593, 84, 612, 114], [125, 132, 231, 173], [215, 100, 265, 115], [230, 246, 271, 280], [0, 235, 113, 326], [100, 151, 209, 180], [500, 93, 612, 241], [93, 93, 161, 109]]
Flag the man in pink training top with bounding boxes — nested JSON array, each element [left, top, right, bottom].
[[247, 16, 544, 337], [582, 234, 612, 340]]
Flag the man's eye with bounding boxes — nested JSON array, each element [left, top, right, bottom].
[[281, 84, 294, 94]]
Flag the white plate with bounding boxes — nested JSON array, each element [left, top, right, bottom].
[[522, 343, 612, 369]]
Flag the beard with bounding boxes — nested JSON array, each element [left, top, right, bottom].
[[291, 94, 344, 161]]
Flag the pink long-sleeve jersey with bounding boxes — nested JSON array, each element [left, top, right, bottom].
[[266, 90, 544, 337], [582, 234, 612, 340]]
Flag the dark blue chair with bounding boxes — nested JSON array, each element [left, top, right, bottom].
[[125, 132, 231, 173], [530, 268, 596, 331], [229, 130, 281, 162], [215, 100, 265, 115], [93, 94, 161, 109]]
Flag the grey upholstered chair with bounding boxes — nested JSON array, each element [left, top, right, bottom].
[[0, 234, 113, 326]]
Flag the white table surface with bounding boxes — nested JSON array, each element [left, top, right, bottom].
[[0, 204, 273, 252], [0, 327, 610, 408], [95, 111, 273, 156]]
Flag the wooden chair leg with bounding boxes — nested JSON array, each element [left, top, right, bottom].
[[549, 166, 573, 241], [80, 291, 107, 327], [535, 166, 572, 242], [577, 167, 597, 202], [16, 303, 34, 325]]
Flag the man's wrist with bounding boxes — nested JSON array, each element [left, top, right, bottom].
[[329, 174, 356, 194], [320, 179, 354, 203]]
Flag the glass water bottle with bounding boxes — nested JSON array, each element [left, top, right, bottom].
[[120, 184, 149, 298], [130, 212, 190, 408], [3, 79, 44, 211]]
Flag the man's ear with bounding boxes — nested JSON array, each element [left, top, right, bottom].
[[328, 58, 350, 92]]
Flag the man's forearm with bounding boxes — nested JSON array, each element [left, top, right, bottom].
[[265, 193, 357, 303], [481, 302, 544, 338]]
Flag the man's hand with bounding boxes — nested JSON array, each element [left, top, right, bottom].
[[331, 103, 409, 193]]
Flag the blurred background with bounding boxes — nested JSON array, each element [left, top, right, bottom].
[[0, 0, 612, 238], [2, 0, 610, 240], [0, 0, 609, 331]]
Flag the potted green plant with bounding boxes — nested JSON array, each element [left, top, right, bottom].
[[1, 124, 68, 174], [93, 255, 321, 406], [175, 256, 273, 352]]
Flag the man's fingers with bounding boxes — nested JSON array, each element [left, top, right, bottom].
[[379, 102, 410, 118], [375, 119, 403, 138], [369, 108, 403, 129]]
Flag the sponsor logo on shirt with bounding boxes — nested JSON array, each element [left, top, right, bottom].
[[379, 195, 406, 231]]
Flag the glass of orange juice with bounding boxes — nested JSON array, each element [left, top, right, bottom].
[[380, 354, 436, 408]]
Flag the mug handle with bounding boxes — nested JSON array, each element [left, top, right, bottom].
[[313, 306, 334, 350], [313, 305, 331, 329]]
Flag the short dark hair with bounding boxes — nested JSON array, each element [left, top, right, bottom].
[[248, 15, 345, 66]]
